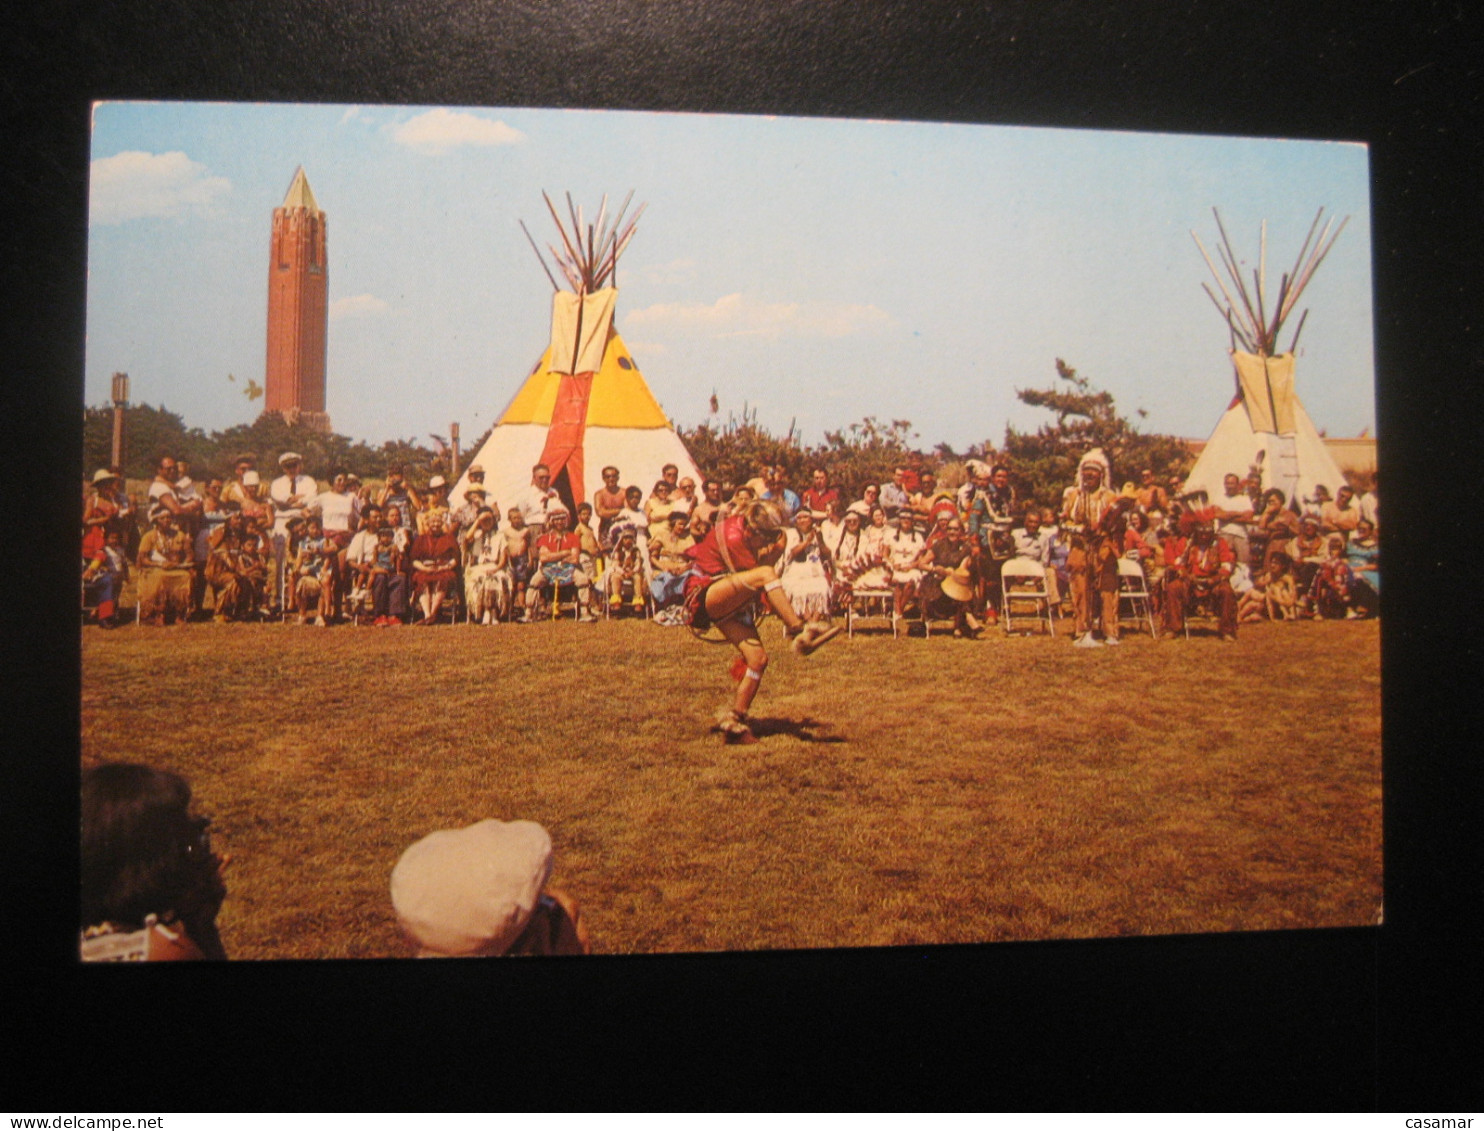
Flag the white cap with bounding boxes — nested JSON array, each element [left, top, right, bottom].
[[390, 820, 553, 957]]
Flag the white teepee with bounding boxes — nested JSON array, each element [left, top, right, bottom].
[[1183, 208, 1350, 512], [452, 193, 701, 518]]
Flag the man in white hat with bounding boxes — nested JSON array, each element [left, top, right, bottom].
[[454, 463, 489, 511], [418, 474, 452, 535], [390, 819, 589, 957], [1060, 448, 1121, 647], [269, 451, 315, 613]]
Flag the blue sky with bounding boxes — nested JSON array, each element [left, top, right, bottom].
[[86, 101, 1375, 451]]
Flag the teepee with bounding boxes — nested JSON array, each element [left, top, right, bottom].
[[453, 192, 701, 518], [1183, 207, 1349, 512]]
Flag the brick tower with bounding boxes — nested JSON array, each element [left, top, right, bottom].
[[264, 167, 330, 432]]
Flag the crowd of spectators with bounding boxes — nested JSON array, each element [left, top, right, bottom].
[[82, 449, 1379, 639]]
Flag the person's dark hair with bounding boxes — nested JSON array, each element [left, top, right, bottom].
[[81, 764, 226, 955], [991, 464, 1009, 476], [330, 466, 348, 481]]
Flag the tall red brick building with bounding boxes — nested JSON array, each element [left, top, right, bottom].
[[264, 166, 330, 432]]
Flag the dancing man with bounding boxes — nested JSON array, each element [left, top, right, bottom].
[[682, 498, 841, 744]]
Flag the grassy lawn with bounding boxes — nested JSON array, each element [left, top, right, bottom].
[[80, 615, 1382, 958]]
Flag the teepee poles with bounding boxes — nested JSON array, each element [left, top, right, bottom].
[[531, 190, 646, 294], [1191, 206, 1347, 356]]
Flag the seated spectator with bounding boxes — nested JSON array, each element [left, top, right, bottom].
[[462, 506, 513, 625], [410, 511, 460, 624], [450, 484, 490, 555], [390, 819, 590, 957], [847, 482, 882, 520], [81, 763, 229, 962], [602, 523, 646, 614], [237, 469, 273, 537], [1346, 518, 1379, 616], [291, 515, 338, 626], [829, 509, 873, 608], [648, 510, 695, 610], [205, 521, 267, 623], [1011, 509, 1061, 606], [366, 526, 409, 626], [917, 516, 981, 636], [1263, 552, 1299, 621], [688, 509, 714, 543], [136, 506, 194, 626], [83, 527, 130, 628], [1311, 534, 1358, 619], [818, 496, 846, 557], [502, 507, 534, 611], [1230, 561, 1261, 622], [884, 510, 926, 623], [382, 505, 411, 554], [527, 506, 597, 622], [1162, 520, 1239, 641], [780, 509, 834, 622], [1290, 514, 1328, 611]]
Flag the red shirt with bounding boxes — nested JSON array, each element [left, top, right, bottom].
[[685, 514, 762, 578], [538, 530, 581, 558], [801, 487, 839, 515]]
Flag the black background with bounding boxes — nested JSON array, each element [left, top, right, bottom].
[[4, 0, 1480, 1111]]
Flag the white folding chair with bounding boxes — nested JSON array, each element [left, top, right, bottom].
[[846, 585, 897, 637], [1116, 555, 1159, 637], [999, 558, 1055, 635]]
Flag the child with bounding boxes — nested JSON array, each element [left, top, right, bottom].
[[501, 507, 533, 612], [1311, 535, 1356, 619], [237, 532, 268, 619], [83, 528, 130, 628], [390, 819, 589, 958], [1264, 552, 1298, 621], [293, 517, 337, 625], [605, 524, 645, 613]]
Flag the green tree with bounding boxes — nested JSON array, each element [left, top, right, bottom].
[[1003, 359, 1192, 509], [82, 402, 211, 479]]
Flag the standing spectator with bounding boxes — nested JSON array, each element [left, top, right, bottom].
[[410, 511, 460, 624], [1359, 473, 1379, 532], [419, 475, 453, 535], [763, 466, 801, 519], [221, 454, 258, 512], [660, 463, 681, 491], [81, 764, 230, 962], [192, 476, 229, 618], [515, 463, 561, 561], [643, 480, 676, 528], [1213, 472, 1255, 565], [693, 479, 725, 529], [671, 477, 698, 516], [454, 463, 490, 511], [593, 466, 627, 542], [83, 469, 124, 558], [449, 484, 488, 545], [317, 469, 361, 549], [377, 464, 422, 540], [238, 470, 272, 537], [849, 482, 883, 520], [801, 468, 840, 522], [502, 507, 535, 612], [136, 507, 194, 626], [1321, 484, 1362, 543], [1135, 468, 1170, 515], [269, 452, 316, 612], [573, 502, 602, 579], [968, 464, 1017, 623]]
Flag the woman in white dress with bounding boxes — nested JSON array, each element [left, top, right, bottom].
[[884, 510, 926, 621], [461, 507, 513, 623], [779, 510, 834, 622]]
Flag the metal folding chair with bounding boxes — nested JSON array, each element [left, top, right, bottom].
[[846, 585, 897, 637], [999, 558, 1056, 635], [1116, 555, 1159, 637]]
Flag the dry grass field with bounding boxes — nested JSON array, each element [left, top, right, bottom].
[[79, 613, 1382, 959]]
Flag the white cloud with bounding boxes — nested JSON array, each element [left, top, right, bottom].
[[89, 150, 230, 225], [330, 294, 390, 320], [390, 109, 527, 155], [625, 293, 893, 340], [624, 340, 669, 357]]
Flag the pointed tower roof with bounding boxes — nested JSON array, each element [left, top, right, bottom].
[[282, 166, 319, 212]]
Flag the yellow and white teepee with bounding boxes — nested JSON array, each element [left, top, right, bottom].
[[452, 193, 700, 516], [1183, 207, 1350, 511]]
